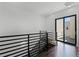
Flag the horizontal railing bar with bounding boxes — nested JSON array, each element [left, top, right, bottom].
[[29, 45, 39, 49], [29, 47, 39, 50], [14, 51, 28, 57], [0, 43, 28, 51], [22, 54, 28, 57], [3, 48, 28, 57], [30, 53, 38, 57], [17, 53, 28, 57], [9, 50, 28, 57], [29, 36, 39, 38], [29, 33, 45, 35], [0, 37, 28, 42], [30, 49, 39, 53], [29, 42, 39, 46], [0, 46, 28, 55], [30, 51, 39, 55], [29, 48, 39, 52], [0, 34, 28, 38], [30, 51, 39, 56], [0, 46, 28, 53], [29, 38, 40, 40], [29, 39, 39, 42], [0, 33, 45, 38], [29, 40, 39, 43], [0, 42, 28, 48], [29, 44, 36, 47], [30, 53, 39, 57], [29, 43, 38, 46], [0, 40, 28, 46]]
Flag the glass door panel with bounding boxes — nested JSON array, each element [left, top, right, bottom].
[[57, 19, 63, 41], [64, 16, 75, 44]]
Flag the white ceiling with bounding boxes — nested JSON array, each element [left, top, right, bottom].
[[21, 2, 66, 16], [0, 2, 75, 16]]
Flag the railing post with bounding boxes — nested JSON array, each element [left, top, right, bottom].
[[39, 31, 41, 53], [46, 32, 48, 51], [28, 34, 30, 57]]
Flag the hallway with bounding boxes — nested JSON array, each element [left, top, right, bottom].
[[39, 42, 79, 57]]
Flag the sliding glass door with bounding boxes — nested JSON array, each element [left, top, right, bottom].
[[56, 15, 76, 45]]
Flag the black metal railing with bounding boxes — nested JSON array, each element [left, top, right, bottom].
[[0, 32, 48, 57], [48, 32, 54, 39]]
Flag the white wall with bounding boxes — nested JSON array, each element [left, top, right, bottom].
[[0, 3, 45, 36], [44, 4, 79, 47]]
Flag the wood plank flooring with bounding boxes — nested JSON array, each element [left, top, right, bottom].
[[39, 42, 79, 57]]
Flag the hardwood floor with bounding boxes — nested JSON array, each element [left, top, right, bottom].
[[39, 42, 79, 57]]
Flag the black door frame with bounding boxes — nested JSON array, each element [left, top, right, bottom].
[[55, 14, 77, 46]]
